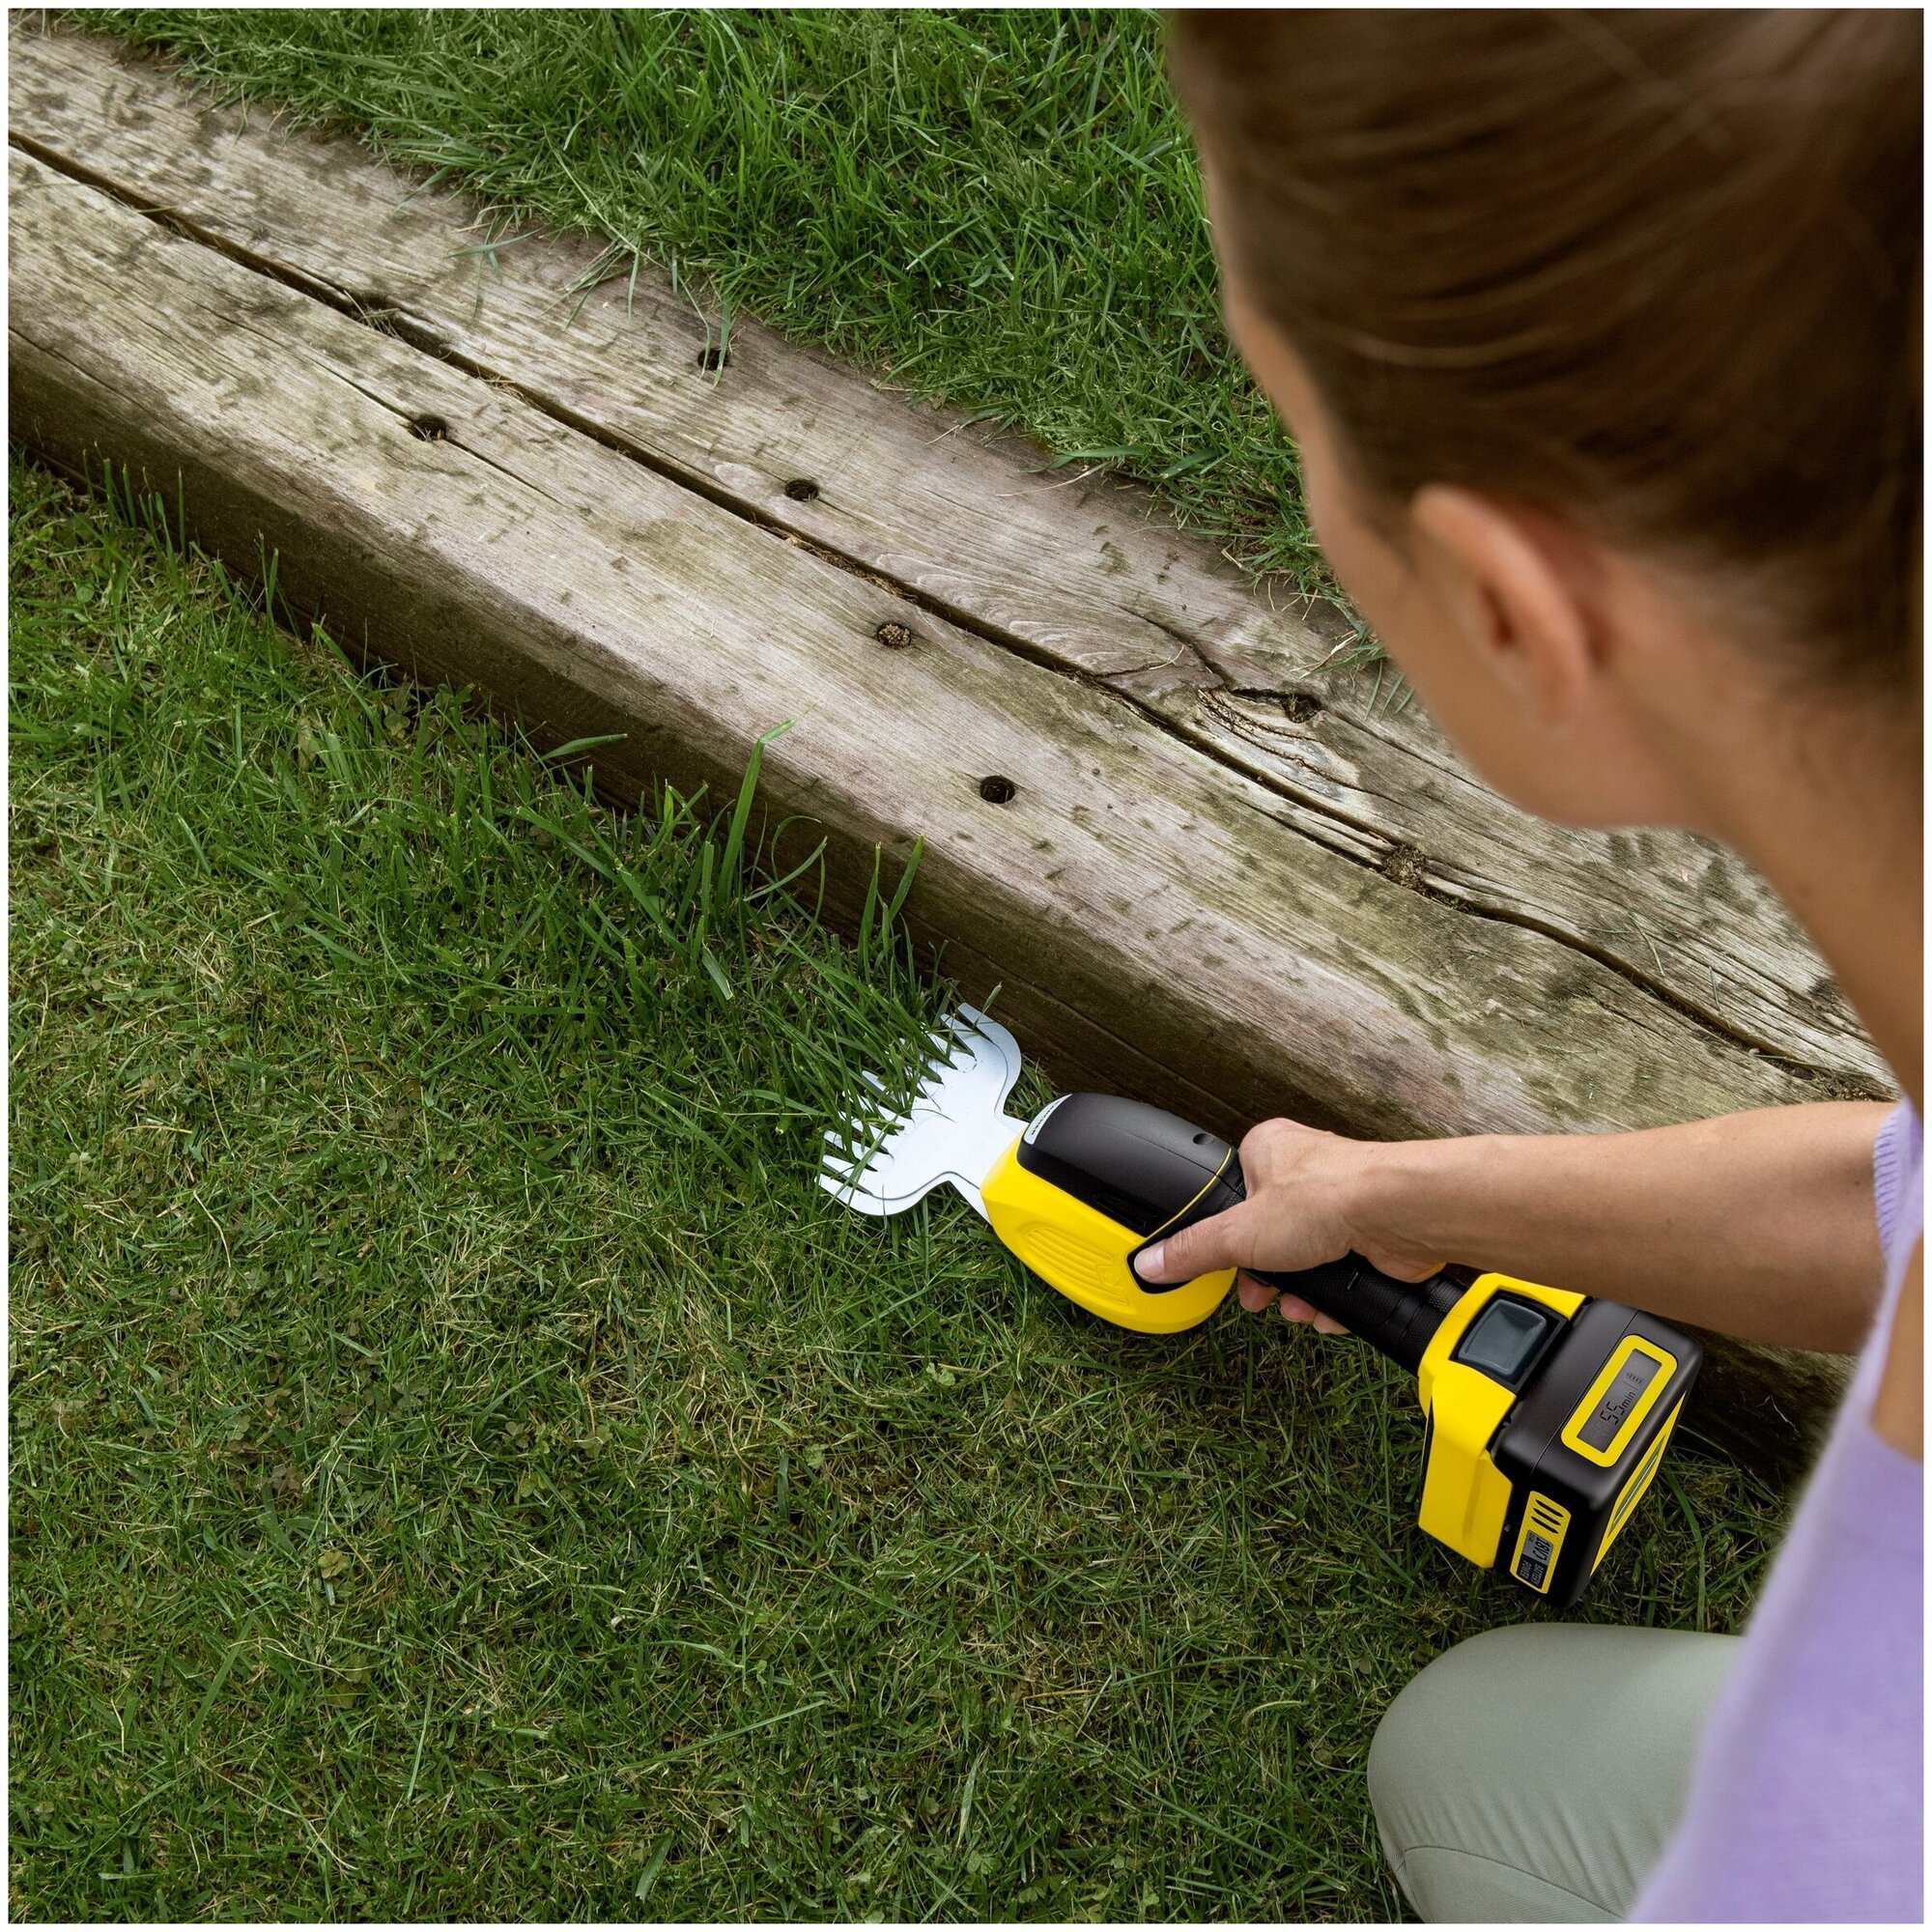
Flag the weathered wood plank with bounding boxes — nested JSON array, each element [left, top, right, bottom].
[[14, 140, 1795, 1140], [8, 145, 1850, 1458], [7, 20, 1886, 1090]]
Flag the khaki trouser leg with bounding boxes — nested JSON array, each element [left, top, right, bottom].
[[1367, 1623, 1739, 1922]]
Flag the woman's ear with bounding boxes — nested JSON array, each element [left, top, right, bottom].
[[1407, 485, 1603, 732]]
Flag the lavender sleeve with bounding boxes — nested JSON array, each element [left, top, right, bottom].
[[1633, 1102, 1923, 1923]]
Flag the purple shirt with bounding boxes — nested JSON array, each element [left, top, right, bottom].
[[1634, 1103, 1924, 1922]]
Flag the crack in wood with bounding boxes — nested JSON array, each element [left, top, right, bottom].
[[13, 61, 1882, 1097]]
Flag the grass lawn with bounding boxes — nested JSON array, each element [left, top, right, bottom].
[[88, 8, 1324, 597], [8, 448, 1790, 1924]]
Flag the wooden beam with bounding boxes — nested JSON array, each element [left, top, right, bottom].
[[8, 21, 1886, 1092], [7, 45, 1861, 1462]]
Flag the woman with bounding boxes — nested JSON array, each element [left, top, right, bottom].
[[1143, 14, 1921, 1921]]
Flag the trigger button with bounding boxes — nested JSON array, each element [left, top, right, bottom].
[[1127, 1240, 1179, 1295]]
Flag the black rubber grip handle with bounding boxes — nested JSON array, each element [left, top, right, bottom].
[[1240, 1257, 1465, 1373]]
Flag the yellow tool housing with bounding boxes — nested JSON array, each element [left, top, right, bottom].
[[980, 1138, 1234, 1333], [1415, 1274, 1585, 1565], [825, 1019, 1703, 1609]]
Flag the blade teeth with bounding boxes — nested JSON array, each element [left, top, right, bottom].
[[823, 1149, 892, 1189], [826, 1108, 910, 1151], [825, 1103, 907, 1143], [817, 1172, 891, 1213], [822, 1152, 884, 1187], [826, 1141, 889, 1176], [821, 1005, 1014, 1216]]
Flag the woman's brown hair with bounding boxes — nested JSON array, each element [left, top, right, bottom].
[[1168, 10, 1921, 691]]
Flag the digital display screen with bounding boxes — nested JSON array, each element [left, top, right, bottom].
[[1577, 1351, 1662, 1451], [1454, 1297, 1556, 1384]]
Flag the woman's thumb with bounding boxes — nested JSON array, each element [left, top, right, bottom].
[[1134, 1205, 1247, 1284]]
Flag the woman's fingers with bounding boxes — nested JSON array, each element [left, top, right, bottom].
[[1234, 1276, 1350, 1336], [1236, 1271, 1278, 1313], [1289, 1295, 1351, 1336]]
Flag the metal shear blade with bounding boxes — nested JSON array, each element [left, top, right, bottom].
[[818, 1005, 1028, 1221]]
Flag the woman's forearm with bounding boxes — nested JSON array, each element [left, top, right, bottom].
[[1353, 1102, 1890, 1352]]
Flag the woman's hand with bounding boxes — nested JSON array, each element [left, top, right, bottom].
[[1136, 1103, 1893, 1354], [1132, 1118, 1447, 1331]]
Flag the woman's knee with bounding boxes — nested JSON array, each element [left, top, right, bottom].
[[1370, 1627, 1525, 1801], [1368, 1624, 1740, 1922]]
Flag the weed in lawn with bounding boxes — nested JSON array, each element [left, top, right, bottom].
[[10, 454, 1788, 1921]]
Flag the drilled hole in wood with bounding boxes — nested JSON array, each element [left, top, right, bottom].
[[783, 478, 821, 502], [408, 414, 450, 441], [979, 775, 1017, 805], [1382, 841, 1428, 891], [875, 621, 916, 651], [696, 345, 729, 372]]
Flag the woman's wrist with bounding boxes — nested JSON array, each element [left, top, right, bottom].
[[1336, 1133, 1484, 1273]]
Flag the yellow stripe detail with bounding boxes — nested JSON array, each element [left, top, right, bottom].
[[1145, 1148, 1236, 1241], [1509, 1492, 1572, 1594], [1594, 1398, 1682, 1567]]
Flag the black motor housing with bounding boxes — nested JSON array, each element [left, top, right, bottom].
[[1021, 1094, 1464, 1372]]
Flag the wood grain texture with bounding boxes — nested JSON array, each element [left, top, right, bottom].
[[8, 20, 1887, 1091], [6, 134, 1851, 1456]]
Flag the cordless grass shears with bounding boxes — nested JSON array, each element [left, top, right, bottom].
[[822, 1007, 1700, 1607]]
